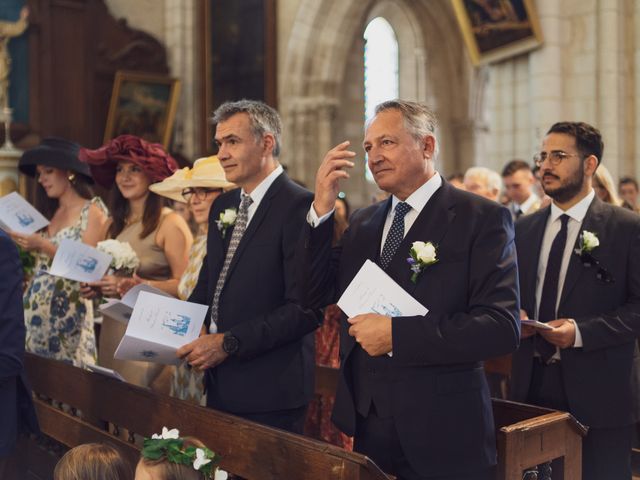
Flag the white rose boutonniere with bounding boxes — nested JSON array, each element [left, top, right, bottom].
[[216, 208, 237, 238], [575, 230, 599, 256], [407, 241, 438, 283]]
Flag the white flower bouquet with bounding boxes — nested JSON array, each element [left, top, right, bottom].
[[97, 239, 140, 276]]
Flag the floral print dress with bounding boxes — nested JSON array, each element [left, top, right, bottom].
[[170, 231, 208, 404], [24, 197, 108, 366]]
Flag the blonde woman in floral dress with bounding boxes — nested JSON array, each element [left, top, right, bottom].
[[150, 155, 235, 404], [12, 138, 108, 366]]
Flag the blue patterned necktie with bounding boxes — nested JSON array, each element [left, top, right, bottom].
[[379, 202, 411, 270], [209, 194, 253, 333], [537, 214, 570, 362]]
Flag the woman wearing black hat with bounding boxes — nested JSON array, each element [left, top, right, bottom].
[[13, 137, 108, 367]]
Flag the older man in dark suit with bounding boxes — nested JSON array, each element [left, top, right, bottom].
[[0, 229, 38, 477], [300, 100, 520, 479], [177, 100, 319, 434], [510, 122, 640, 480]]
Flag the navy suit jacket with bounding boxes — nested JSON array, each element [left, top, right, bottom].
[[300, 181, 520, 477], [0, 230, 38, 457], [189, 173, 320, 414], [511, 197, 640, 428]]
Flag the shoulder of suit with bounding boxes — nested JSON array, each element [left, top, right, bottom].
[[598, 201, 640, 228]]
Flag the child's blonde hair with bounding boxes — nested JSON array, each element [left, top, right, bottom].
[[54, 443, 133, 480]]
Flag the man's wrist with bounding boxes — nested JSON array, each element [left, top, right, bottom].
[[222, 331, 240, 355]]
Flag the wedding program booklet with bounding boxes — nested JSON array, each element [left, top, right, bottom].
[[85, 363, 126, 382], [114, 291, 209, 365], [521, 319, 553, 330], [338, 260, 428, 357], [338, 259, 428, 319], [99, 283, 172, 324], [49, 239, 112, 282], [0, 191, 49, 234]]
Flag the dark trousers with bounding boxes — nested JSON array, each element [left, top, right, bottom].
[[354, 409, 494, 480], [235, 405, 308, 434], [527, 359, 632, 480]]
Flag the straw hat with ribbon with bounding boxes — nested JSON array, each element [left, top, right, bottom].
[[149, 155, 236, 203]]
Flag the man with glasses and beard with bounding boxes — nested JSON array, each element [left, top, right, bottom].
[[510, 122, 640, 480]]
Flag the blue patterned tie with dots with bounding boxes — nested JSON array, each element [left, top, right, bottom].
[[379, 202, 411, 270]]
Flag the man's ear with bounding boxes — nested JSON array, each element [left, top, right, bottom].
[[584, 155, 599, 177], [423, 135, 436, 159], [262, 133, 276, 156]]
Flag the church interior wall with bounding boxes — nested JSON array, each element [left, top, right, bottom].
[[4, 0, 639, 209]]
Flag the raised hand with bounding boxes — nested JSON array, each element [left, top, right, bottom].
[[313, 141, 356, 216]]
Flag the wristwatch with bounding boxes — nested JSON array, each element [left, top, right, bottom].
[[222, 331, 240, 355]]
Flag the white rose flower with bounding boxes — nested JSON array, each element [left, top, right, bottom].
[[215, 469, 229, 480], [221, 208, 237, 224], [411, 241, 426, 252], [416, 242, 436, 264], [582, 231, 599, 251], [97, 239, 140, 272], [193, 448, 212, 471]]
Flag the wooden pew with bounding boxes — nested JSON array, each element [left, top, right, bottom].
[[24, 356, 585, 480], [23, 354, 391, 480], [317, 366, 586, 480]]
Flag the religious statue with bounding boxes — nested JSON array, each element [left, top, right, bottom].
[[0, 6, 29, 110]]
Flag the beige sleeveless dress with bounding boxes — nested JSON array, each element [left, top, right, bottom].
[[98, 208, 173, 388]]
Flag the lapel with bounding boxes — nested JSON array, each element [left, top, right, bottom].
[[223, 172, 287, 284], [559, 197, 607, 306], [384, 182, 455, 292], [220, 190, 241, 253], [519, 207, 550, 311], [356, 197, 391, 266]]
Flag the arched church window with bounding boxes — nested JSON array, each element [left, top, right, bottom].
[[364, 17, 399, 181]]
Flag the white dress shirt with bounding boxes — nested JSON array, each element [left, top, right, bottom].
[[243, 165, 284, 225], [535, 189, 595, 353], [513, 192, 540, 217]]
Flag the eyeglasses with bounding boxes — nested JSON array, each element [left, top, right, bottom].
[[533, 151, 582, 167], [181, 187, 222, 202]]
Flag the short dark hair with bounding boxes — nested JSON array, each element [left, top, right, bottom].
[[546, 122, 604, 165], [212, 99, 282, 157], [619, 176, 639, 191], [501, 159, 532, 177]]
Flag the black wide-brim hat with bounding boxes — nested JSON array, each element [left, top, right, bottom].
[[19, 137, 94, 183]]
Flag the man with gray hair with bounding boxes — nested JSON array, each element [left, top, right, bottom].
[[178, 99, 319, 433], [300, 100, 520, 479], [464, 166, 503, 203]]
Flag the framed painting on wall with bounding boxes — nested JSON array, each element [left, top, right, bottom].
[[451, 0, 543, 65], [104, 71, 181, 147]]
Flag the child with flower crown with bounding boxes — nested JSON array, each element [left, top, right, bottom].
[[135, 427, 227, 480]]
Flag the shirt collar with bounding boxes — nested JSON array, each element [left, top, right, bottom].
[[390, 172, 442, 214], [241, 165, 284, 205], [517, 192, 539, 212], [550, 189, 595, 223]]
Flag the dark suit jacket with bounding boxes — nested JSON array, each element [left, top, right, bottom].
[[511, 197, 640, 428], [300, 181, 520, 477], [189, 173, 320, 414], [0, 230, 38, 457]]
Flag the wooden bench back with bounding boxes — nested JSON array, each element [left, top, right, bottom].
[[25, 354, 390, 480]]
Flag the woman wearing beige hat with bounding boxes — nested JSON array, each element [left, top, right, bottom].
[[150, 155, 236, 403]]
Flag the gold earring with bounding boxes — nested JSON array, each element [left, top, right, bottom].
[[68, 173, 76, 182]]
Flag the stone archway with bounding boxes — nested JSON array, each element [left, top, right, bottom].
[[280, 0, 488, 204]]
